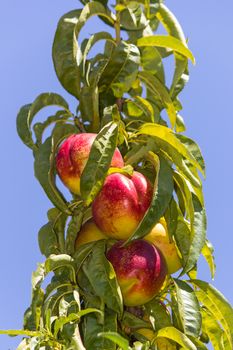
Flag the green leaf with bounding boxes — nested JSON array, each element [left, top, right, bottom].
[[45, 254, 76, 284], [38, 222, 59, 257], [73, 241, 96, 271], [123, 96, 154, 122], [126, 154, 173, 242], [173, 279, 201, 337], [201, 308, 227, 350], [176, 134, 205, 176], [145, 301, 172, 330], [82, 240, 123, 314], [138, 123, 203, 176], [137, 35, 195, 64], [52, 2, 115, 98], [52, 10, 82, 98], [191, 280, 233, 348], [33, 110, 71, 146], [155, 327, 196, 350], [156, 4, 189, 98], [66, 210, 84, 255], [83, 308, 118, 350], [122, 311, 152, 331], [98, 332, 131, 350], [201, 239, 216, 279], [80, 121, 119, 206], [34, 137, 69, 214], [174, 216, 191, 266], [173, 171, 194, 224], [140, 46, 165, 83], [34, 123, 77, 214], [99, 41, 140, 97], [138, 71, 177, 128], [164, 197, 178, 238], [182, 195, 206, 274], [81, 31, 115, 76], [17, 93, 69, 150], [24, 263, 45, 331], [0, 329, 41, 336]]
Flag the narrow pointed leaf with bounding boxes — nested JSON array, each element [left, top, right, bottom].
[[138, 123, 204, 175], [126, 155, 173, 243], [201, 308, 227, 350], [156, 4, 189, 97], [155, 327, 197, 350], [173, 279, 201, 337], [176, 134, 205, 176], [80, 121, 119, 206], [17, 93, 69, 150], [83, 309, 117, 350], [138, 71, 177, 128], [182, 195, 206, 274], [99, 41, 140, 97], [191, 280, 233, 348], [201, 239, 216, 279], [98, 332, 131, 350], [34, 123, 76, 214], [82, 240, 123, 314], [137, 35, 195, 64]]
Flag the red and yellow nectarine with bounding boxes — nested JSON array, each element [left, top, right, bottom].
[[75, 219, 108, 249], [107, 240, 167, 306], [56, 133, 124, 195], [144, 218, 182, 274], [92, 171, 152, 239]]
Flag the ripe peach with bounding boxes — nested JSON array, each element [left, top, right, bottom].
[[106, 240, 167, 306], [74, 219, 108, 248], [92, 172, 152, 239], [144, 218, 182, 274], [56, 133, 124, 195]]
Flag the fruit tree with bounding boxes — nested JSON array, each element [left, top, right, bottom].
[[1, 0, 233, 349]]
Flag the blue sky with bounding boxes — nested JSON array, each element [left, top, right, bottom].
[[0, 0, 232, 348]]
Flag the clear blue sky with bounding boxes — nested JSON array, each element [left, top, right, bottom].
[[0, 1, 232, 349]]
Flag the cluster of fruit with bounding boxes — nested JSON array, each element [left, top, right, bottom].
[[56, 133, 182, 307]]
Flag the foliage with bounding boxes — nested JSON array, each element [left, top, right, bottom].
[[2, 0, 232, 349]]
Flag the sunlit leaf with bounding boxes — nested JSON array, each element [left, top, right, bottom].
[[155, 326, 196, 350], [137, 35, 195, 64], [201, 308, 226, 350], [173, 279, 201, 337], [201, 239, 216, 279], [138, 123, 204, 175], [138, 71, 177, 128], [191, 280, 233, 348], [98, 332, 131, 350]]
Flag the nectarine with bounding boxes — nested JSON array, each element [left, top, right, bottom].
[[56, 133, 124, 195], [92, 171, 152, 239], [144, 218, 182, 274], [74, 219, 108, 248], [107, 240, 167, 306]]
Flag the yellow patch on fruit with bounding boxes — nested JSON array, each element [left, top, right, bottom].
[[144, 218, 182, 274], [104, 216, 139, 240], [75, 220, 108, 248], [63, 176, 80, 195]]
